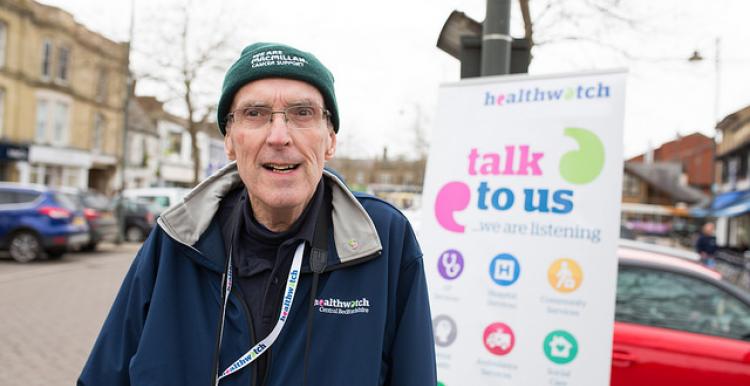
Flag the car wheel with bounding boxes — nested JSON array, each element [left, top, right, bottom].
[[81, 242, 98, 252], [9, 231, 43, 263], [126, 226, 145, 242]]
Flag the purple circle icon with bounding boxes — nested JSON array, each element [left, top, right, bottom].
[[438, 249, 465, 280]]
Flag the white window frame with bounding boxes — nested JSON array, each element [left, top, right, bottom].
[[35, 99, 48, 142], [35, 91, 71, 146]]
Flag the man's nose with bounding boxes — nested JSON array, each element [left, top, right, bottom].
[[266, 112, 292, 146]]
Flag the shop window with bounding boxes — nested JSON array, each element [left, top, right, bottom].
[[623, 173, 641, 197]]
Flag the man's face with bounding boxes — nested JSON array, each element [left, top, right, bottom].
[[225, 78, 336, 220]]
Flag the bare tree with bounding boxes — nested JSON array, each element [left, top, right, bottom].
[[517, 0, 645, 61], [134, 1, 236, 186]]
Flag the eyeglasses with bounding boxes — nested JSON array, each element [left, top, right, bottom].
[[225, 105, 330, 130]]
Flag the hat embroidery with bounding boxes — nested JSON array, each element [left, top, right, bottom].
[[348, 239, 359, 250], [251, 50, 308, 69]]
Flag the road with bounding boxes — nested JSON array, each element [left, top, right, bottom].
[[0, 243, 141, 386]]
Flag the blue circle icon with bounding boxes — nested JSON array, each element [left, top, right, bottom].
[[489, 253, 520, 286]]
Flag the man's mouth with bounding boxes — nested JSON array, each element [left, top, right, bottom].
[[262, 163, 300, 173]]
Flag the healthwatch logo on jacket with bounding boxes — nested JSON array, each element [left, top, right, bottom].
[[434, 128, 605, 233], [314, 297, 371, 315]]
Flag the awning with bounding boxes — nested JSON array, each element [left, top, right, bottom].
[[713, 199, 750, 217], [710, 189, 750, 218], [711, 189, 749, 210]]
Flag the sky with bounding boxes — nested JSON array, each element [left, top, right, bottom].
[[38, 0, 750, 160]]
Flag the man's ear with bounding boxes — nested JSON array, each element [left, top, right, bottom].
[[325, 130, 337, 160], [224, 131, 236, 160]]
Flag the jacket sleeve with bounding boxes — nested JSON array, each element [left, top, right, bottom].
[[386, 225, 437, 385], [77, 233, 159, 386]]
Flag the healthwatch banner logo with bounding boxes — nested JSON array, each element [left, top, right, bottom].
[[483, 82, 610, 107], [434, 128, 604, 233]]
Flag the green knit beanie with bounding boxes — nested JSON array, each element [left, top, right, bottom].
[[217, 42, 339, 135]]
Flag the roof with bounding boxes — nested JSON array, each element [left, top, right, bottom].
[[717, 104, 750, 132], [624, 161, 709, 205], [129, 99, 158, 135]]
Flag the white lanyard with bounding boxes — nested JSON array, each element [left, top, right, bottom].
[[216, 241, 306, 384]]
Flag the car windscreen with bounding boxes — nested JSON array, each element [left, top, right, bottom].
[[55, 193, 83, 211], [82, 192, 113, 210]]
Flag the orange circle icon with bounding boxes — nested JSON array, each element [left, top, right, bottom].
[[547, 258, 583, 293]]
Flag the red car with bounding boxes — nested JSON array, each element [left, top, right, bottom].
[[612, 242, 750, 385]]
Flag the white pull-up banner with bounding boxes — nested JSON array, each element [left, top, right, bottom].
[[422, 70, 626, 386]]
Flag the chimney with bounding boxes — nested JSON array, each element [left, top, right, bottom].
[[645, 141, 654, 164]]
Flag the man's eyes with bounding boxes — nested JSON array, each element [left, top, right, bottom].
[[242, 107, 268, 118], [290, 107, 315, 117]]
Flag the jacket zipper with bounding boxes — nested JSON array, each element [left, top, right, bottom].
[[232, 287, 258, 386]]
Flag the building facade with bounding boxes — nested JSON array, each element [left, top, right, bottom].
[[0, 0, 128, 192], [713, 105, 750, 248], [136, 96, 227, 188], [124, 97, 159, 188], [628, 132, 715, 194]]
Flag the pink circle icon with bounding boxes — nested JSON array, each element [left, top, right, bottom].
[[483, 322, 515, 356], [434, 181, 471, 233]]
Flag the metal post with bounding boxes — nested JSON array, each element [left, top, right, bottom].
[[714, 37, 721, 125], [481, 0, 512, 76], [117, 0, 135, 243]]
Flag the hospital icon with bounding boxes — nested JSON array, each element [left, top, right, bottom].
[[489, 253, 520, 286]]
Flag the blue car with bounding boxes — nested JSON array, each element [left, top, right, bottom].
[[0, 183, 90, 262]]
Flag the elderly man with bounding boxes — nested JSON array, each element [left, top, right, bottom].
[[79, 42, 437, 386]]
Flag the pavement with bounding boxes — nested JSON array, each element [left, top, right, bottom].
[[0, 242, 141, 386]]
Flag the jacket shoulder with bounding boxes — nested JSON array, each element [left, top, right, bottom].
[[352, 191, 422, 264]]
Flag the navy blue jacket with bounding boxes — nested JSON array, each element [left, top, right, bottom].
[[78, 166, 437, 386]]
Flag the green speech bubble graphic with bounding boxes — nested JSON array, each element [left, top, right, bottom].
[[559, 127, 605, 185]]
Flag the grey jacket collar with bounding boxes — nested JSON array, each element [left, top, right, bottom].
[[156, 162, 382, 264]]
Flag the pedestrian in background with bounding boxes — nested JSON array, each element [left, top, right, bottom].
[[79, 42, 437, 386], [696, 222, 718, 268]]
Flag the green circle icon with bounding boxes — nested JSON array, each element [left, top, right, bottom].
[[559, 127, 605, 185], [543, 330, 578, 364], [437, 382, 445, 386]]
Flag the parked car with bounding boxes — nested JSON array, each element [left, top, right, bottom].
[[122, 187, 190, 215], [613, 241, 750, 385], [0, 183, 89, 262], [60, 188, 118, 251], [119, 197, 157, 242]]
